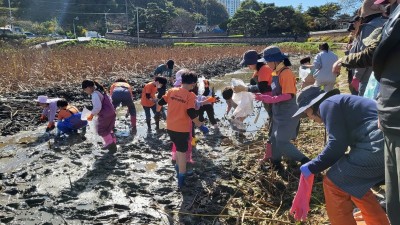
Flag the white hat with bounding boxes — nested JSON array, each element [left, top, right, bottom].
[[34, 95, 60, 104], [175, 69, 187, 80], [173, 78, 182, 87]]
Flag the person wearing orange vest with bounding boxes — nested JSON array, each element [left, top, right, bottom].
[[141, 76, 168, 132], [157, 70, 209, 189], [56, 99, 87, 136], [110, 78, 137, 135]]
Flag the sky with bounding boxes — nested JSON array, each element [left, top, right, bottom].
[[258, 0, 360, 13]]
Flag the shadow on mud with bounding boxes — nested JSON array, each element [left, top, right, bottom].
[[59, 152, 118, 199]]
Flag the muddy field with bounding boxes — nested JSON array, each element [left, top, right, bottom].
[[0, 57, 330, 225]]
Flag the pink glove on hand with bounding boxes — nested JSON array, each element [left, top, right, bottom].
[[290, 174, 314, 221], [255, 93, 291, 104], [351, 77, 360, 91]]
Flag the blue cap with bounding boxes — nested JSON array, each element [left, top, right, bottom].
[[258, 46, 288, 63]]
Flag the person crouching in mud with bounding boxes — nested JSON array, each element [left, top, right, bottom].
[[82, 80, 117, 153], [35, 95, 61, 134], [56, 99, 87, 139], [110, 78, 137, 135], [157, 70, 209, 189], [293, 86, 389, 225], [254, 46, 310, 171]]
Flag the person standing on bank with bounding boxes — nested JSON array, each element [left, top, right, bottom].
[[293, 86, 389, 225], [254, 46, 310, 169], [110, 78, 137, 135], [157, 70, 209, 189], [309, 43, 338, 91], [82, 80, 117, 153]]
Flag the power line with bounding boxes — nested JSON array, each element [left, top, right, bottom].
[[55, 11, 126, 15], [31, 0, 127, 6]]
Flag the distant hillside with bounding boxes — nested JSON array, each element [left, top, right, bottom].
[[0, 0, 228, 35]]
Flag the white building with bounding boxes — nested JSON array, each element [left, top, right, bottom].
[[217, 0, 241, 17]]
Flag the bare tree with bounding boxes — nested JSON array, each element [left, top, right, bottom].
[[167, 8, 196, 35]]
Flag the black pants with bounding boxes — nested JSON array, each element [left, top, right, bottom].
[[167, 130, 190, 152], [198, 104, 216, 125]]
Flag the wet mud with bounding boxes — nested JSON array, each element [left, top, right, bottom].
[[0, 55, 320, 224]]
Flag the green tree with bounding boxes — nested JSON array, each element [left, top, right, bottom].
[[205, 0, 228, 26], [240, 0, 262, 11], [145, 2, 170, 34], [228, 9, 258, 36], [257, 4, 276, 36]]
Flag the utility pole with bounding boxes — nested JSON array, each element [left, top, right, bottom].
[[105, 9, 110, 33], [73, 17, 79, 39], [7, 0, 12, 28], [125, 0, 129, 33], [136, 8, 139, 46]]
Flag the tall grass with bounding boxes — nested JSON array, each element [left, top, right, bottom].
[[0, 43, 324, 94]]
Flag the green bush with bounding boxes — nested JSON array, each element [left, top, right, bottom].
[[228, 34, 244, 37], [0, 33, 26, 40], [55, 38, 127, 49]]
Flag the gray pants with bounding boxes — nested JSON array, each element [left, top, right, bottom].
[[270, 134, 306, 162], [384, 132, 400, 225], [358, 79, 369, 97]]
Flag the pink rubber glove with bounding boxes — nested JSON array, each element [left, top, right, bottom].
[[290, 174, 314, 221], [255, 93, 292, 104], [351, 77, 360, 91]]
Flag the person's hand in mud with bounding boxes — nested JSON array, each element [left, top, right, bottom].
[[87, 114, 94, 121], [45, 123, 55, 133], [39, 114, 47, 122]]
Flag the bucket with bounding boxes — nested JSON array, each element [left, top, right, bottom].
[[81, 107, 91, 120]]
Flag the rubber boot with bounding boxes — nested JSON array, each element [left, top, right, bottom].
[[186, 163, 194, 176], [146, 119, 151, 133], [111, 132, 117, 144], [174, 164, 179, 177], [171, 144, 177, 163], [259, 141, 272, 163], [154, 117, 160, 131], [178, 173, 185, 189], [263, 141, 272, 161], [272, 160, 287, 178], [102, 134, 114, 149], [130, 116, 137, 135], [300, 157, 311, 165], [107, 142, 117, 154], [272, 160, 283, 172]]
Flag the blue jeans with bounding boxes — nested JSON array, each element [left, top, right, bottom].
[[57, 113, 87, 134], [112, 89, 136, 116], [143, 105, 159, 120]]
